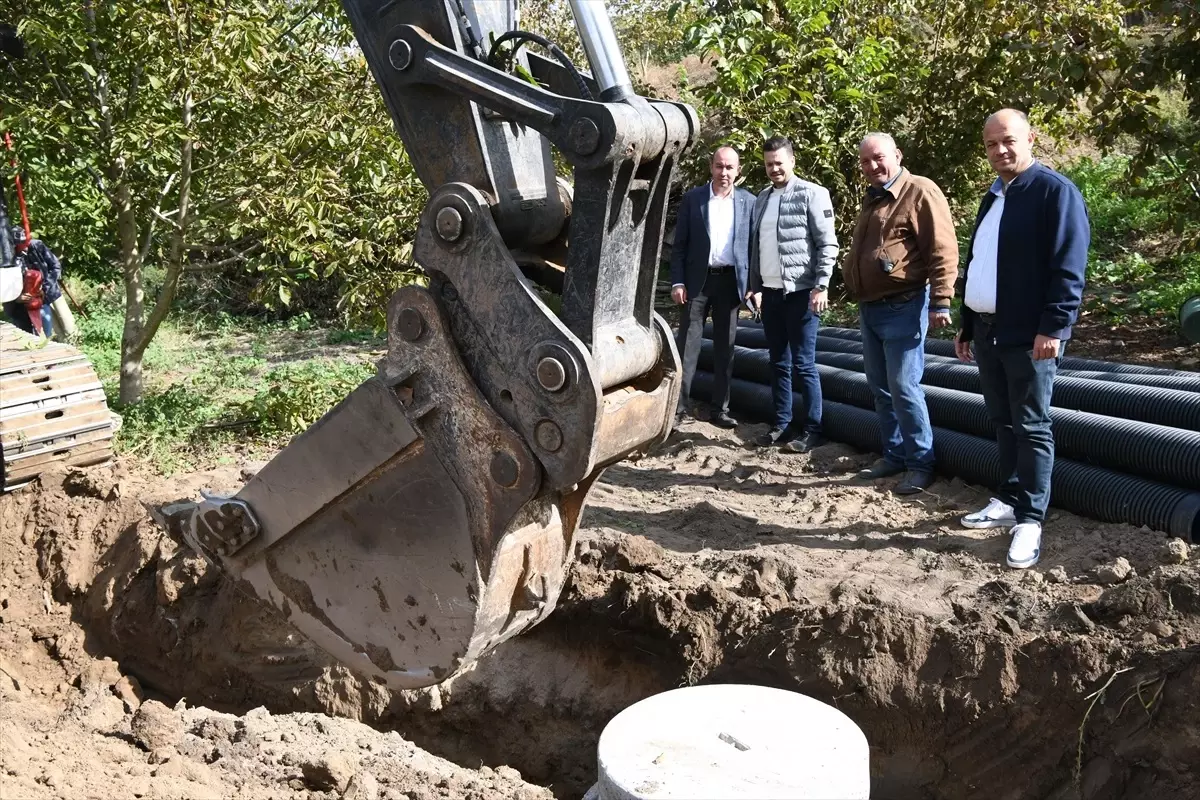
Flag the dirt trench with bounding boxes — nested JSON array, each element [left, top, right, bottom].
[[4, 422, 1200, 799]]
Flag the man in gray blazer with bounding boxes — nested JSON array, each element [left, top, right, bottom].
[[670, 146, 756, 428], [746, 136, 839, 452]]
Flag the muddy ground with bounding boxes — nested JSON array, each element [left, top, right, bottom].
[[2, 418, 1199, 799]]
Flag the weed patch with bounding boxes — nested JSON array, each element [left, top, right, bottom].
[[240, 360, 375, 436], [1064, 156, 1200, 323]]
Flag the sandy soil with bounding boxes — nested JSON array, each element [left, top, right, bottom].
[[2, 416, 1199, 799]]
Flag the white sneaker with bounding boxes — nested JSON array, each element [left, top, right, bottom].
[[961, 498, 1017, 529], [1006, 523, 1042, 569]]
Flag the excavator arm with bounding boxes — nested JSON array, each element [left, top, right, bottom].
[[153, 0, 698, 689]]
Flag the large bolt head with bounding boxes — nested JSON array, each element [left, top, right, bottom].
[[490, 451, 519, 487], [398, 307, 424, 342], [568, 118, 601, 156], [536, 357, 567, 392], [389, 39, 413, 71], [436, 206, 464, 242], [534, 420, 563, 453]]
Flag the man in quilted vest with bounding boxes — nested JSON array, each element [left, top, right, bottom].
[[746, 136, 840, 453]]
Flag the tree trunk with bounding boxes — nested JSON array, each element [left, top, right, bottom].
[[117, 172, 146, 406]]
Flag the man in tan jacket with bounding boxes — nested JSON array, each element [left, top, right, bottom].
[[842, 133, 958, 494]]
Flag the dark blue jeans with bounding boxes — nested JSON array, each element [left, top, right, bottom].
[[761, 287, 821, 433], [859, 288, 934, 473], [974, 324, 1059, 524]]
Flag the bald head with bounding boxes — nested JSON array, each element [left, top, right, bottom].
[[859, 133, 902, 187], [709, 146, 740, 196], [983, 109, 1035, 181]]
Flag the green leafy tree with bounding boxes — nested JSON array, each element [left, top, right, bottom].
[[1093, 1, 1200, 245], [681, 0, 1130, 222], [2, 0, 422, 404]]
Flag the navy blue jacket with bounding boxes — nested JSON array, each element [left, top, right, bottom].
[[670, 183, 755, 301], [20, 239, 63, 304], [959, 162, 1089, 346]]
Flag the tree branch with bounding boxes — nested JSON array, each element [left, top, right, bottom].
[[123, 64, 142, 124], [133, 88, 195, 360], [183, 241, 263, 272], [135, 171, 180, 272], [85, 165, 118, 205]]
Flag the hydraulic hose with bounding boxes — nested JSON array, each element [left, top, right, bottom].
[[699, 342, 1200, 491], [689, 371, 1200, 541]]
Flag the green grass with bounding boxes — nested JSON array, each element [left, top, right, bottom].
[[72, 287, 381, 474], [1063, 155, 1200, 323]]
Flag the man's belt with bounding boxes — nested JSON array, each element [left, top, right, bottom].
[[707, 265, 734, 274], [975, 312, 998, 324], [862, 288, 920, 305]]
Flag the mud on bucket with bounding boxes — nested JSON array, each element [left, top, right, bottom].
[[583, 684, 870, 799]]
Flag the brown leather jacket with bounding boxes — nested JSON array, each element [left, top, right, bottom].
[[842, 170, 959, 307]]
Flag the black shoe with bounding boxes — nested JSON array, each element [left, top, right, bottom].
[[754, 425, 792, 447], [856, 458, 905, 480], [710, 411, 738, 429], [893, 470, 935, 495], [780, 432, 828, 454]]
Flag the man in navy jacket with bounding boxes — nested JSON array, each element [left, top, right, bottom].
[[954, 109, 1089, 570], [670, 146, 756, 428]]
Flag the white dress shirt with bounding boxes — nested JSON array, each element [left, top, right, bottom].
[[757, 187, 785, 289], [707, 185, 736, 267], [964, 179, 1006, 314]]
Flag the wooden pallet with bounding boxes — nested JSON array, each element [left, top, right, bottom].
[[0, 322, 116, 490]]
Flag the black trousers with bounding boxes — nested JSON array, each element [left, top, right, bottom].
[[677, 269, 739, 414]]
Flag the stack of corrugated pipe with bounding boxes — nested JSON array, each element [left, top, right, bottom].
[[696, 320, 1200, 541]]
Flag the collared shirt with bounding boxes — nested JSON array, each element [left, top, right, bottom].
[[866, 168, 904, 202], [964, 178, 1007, 314], [707, 184, 736, 267], [757, 186, 786, 289]]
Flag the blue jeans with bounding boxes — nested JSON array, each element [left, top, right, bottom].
[[859, 289, 935, 474], [761, 287, 821, 433], [973, 322, 1059, 525]]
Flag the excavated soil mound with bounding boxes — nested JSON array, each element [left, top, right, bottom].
[[0, 463, 551, 800], [3, 416, 1200, 799]]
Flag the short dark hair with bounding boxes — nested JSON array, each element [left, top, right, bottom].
[[763, 136, 793, 156]]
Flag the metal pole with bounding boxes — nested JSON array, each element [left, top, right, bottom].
[[567, 0, 633, 102]]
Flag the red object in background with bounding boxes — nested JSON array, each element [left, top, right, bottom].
[[21, 265, 43, 335], [3, 131, 30, 241]]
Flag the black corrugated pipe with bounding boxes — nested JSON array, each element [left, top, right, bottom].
[[690, 371, 1200, 540], [699, 342, 1200, 491], [817, 325, 1200, 385], [804, 349, 1200, 431], [702, 341, 1200, 489], [714, 324, 1200, 391]]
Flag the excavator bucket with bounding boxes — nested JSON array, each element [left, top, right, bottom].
[[153, 286, 600, 689], [153, 0, 695, 689]]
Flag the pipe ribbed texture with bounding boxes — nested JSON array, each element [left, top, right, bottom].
[[713, 323, 1200, 392], [699, 342, 1200, 491], [804, 350, 1200, 431], [690, 371, 1200, 540], [817, 325, 1200, 386], [709, 325, 1200, 427]]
